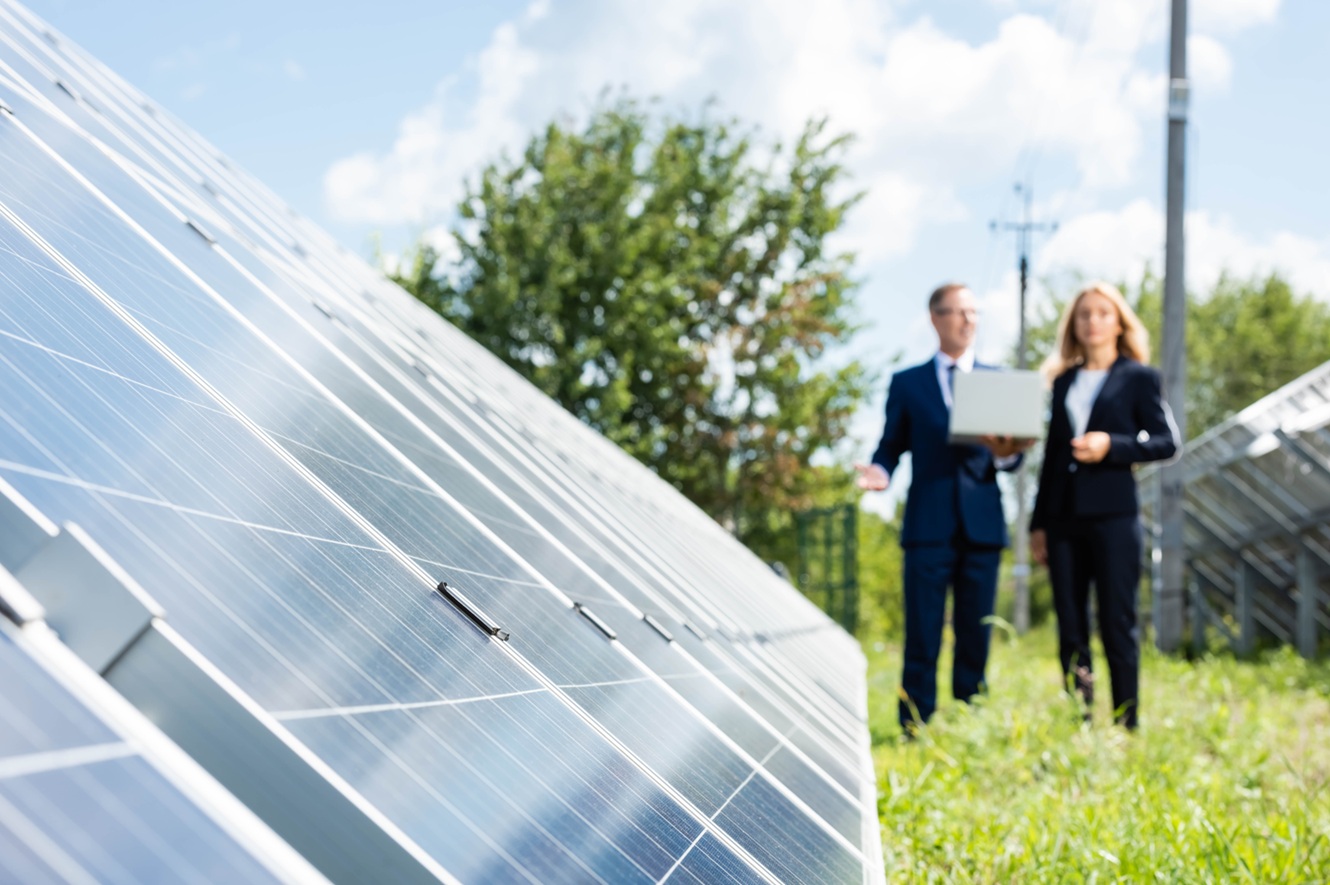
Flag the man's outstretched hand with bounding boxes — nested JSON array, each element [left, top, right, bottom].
[[854, 463, 889, 491], [979, 435, 1036, 459]]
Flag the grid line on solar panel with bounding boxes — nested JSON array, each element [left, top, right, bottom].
[[268, 670, 725, 722], [0, 743, 136, 780], [664, 718, 857, 884], [0, 101, 867, 862]]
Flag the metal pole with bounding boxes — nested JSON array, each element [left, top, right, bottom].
[[1013, 199, 1031, 635], [1157, 0, 1189, 652]]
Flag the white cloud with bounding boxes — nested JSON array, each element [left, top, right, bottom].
[[324, 19, 538, 223], [834, 173, 966, 264], [1037, 198, 1330, 299], [1194, 0, 1281, 34], [1187, 34, 1233, 92]]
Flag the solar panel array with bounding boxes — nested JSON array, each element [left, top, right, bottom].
[[0, 2, 884, 882], [1141, 361, 1330, 658]]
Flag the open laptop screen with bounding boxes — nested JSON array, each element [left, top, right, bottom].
[[949, 369, 1044, 445]]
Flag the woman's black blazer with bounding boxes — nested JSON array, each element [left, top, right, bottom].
[[1030, 356, 1179, 530]]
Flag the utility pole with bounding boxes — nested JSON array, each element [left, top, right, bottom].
[[1157, 0, 1189, 652], [993, 182, 1055, 635]]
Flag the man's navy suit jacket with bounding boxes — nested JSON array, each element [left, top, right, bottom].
[[871, 359, 1016, 549]]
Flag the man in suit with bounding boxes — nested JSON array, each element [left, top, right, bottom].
[[855, 283, 1025, 733]]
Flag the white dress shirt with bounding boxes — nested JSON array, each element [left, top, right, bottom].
[[934, 350, 975, 411], [1066, 369, 1109, 439]]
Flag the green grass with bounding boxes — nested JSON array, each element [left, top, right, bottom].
[[866, 625, 1330, 882]]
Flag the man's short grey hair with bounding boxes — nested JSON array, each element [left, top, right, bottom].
[[928, 282, 970, 313]]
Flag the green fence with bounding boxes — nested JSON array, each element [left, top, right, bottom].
[[795, 504, 859, 634]]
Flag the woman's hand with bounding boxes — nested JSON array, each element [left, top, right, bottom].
[[1030, 529, 1048, 566], [1070, 431, 1111, 463]]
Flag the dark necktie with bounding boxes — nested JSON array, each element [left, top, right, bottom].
[[946, 363, 957, 402]]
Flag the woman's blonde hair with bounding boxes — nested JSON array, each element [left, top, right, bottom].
[[1042, 281, 1150, 379]]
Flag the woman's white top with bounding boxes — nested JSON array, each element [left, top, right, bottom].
[[1066, 368, 1109, 439]]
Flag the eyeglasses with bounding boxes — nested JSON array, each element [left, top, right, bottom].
[[933, 308, 979, 319]]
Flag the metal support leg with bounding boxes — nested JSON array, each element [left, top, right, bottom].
[[1297, 542, 1318, 659], [1235, 558, 1255, 656], [1190, 577, 1206, 654]]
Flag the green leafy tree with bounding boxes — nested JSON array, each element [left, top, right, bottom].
[[1023, 271, 1330, 437], [392, 98, 868, 560]]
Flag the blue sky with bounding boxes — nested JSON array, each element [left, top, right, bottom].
[[19, 0, 1330, 463]]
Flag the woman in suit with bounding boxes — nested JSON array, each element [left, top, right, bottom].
[[1030, 282, 1179, 729]]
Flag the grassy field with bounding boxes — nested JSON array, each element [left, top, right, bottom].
[[866, 624, 1330, 882]]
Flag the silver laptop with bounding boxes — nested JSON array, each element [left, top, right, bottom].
[[949, 369, 1044, 445]]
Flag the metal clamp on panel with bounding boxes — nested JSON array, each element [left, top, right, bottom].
[[436, 581, 509, 641], [312, 301, 338, 322], [0, 98, 12, 116], [573, 603, 616, 641], [54, 79, 78, 101], [185, 218, 216, 245], [682, 621, 707, 641], [411, 360, 431, 379], [641, 613, 674, 643]]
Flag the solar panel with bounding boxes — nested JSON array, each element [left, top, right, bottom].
[[1142, 362, 1330, 658], [0, 2, 884, 881]]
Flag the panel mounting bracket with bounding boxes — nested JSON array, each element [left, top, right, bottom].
[[435, 581, 509, 641], [642, 613, 674, 643], [573, 603, 617, 641]]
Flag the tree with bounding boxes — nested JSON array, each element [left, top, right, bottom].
[[1023, 271, 1330, 437], [392, 98, 868, 559]]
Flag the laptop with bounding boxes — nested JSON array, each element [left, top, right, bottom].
[[948, 369, 1045, 445]]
